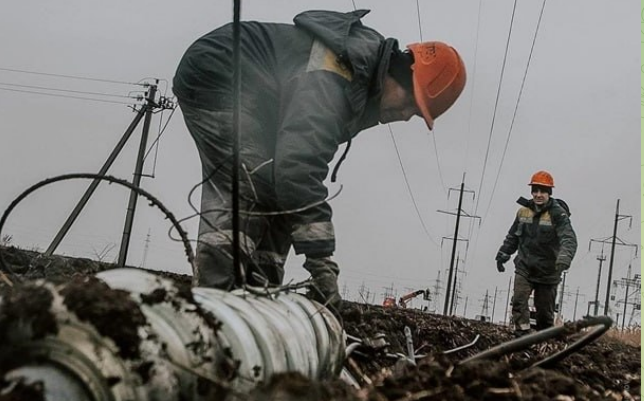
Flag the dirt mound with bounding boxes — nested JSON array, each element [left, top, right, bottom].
[[0, 247, 640, 401]]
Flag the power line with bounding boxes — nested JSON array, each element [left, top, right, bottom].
[[473, 0, 519, 218], [0, 67, 143, 86], [387, 124, 439, 248], [428, 130, 448, 194], [0, 87, 140, 105], [481, 0, 548, 222], [0, 81, 140, 99], [463, 0, 483, 176], [415, 0, 424, 41]]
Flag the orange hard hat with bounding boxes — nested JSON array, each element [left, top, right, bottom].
[[529, 171, 555, 187], [407, 41, 466, 131]]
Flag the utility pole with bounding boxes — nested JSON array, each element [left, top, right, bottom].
[[558, 270, 568, 319], [438, 174, 480, 315], [140, 228, 151, 268], [491, 286, 498, 324], [613, 268, 641, 329], [463, 296, 469, 317], [593, 250, 606, 316], [433, 270, 442, 312], [358, 282, 367, 304], [480, 290, 491, 320], [118, 84, 158, 267], [44, 81, 170, 262], [588, 199, 637, 316], [383, 283, 395, 304], [449, 254, 460, 315], [573, 287, 580, 320], [504, 276, 513, 326], [341, 283, 349, 299]]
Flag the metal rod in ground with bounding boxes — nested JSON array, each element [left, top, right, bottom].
[[118, 82, 158, 266], [45, 101, 147, 257], [404, 326, 416, 365], [231, 0, 242, 283]]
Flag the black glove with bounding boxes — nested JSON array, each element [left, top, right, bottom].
[[303, 255, 342, 313], [495, 251, 511, 273]]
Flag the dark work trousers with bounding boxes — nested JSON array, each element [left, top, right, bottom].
[[179, 101, 291, 289], [512, 273, 558, 331]]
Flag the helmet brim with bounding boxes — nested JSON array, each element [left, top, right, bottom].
[[411, 66, 434, 131]]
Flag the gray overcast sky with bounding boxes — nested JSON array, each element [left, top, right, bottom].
[[0, 1, 640, 322]]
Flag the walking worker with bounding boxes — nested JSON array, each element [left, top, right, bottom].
[[173, 9, 467, 311], [495, 171, 578, 336]]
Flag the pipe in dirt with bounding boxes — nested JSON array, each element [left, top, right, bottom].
[[0, 268, 345, 400]]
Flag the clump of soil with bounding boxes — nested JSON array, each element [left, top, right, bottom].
[[60, 275, 147, 359], [0, 283, 57, 344], [246, 372, 361, 401]]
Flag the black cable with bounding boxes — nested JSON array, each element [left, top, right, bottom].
[[473, 0, 519, 217], [388, 125, 439, 248], [0, 81, 137, 99], [463, 0, 483, 175], [0, 174, 195, 280], [0, 67, 143, 86], [482, 0, 548, 222], [428, 130, 448, 194], [0, 87, 140, 105], [142, 107, 177, 165], [415, 0, 423, 41]]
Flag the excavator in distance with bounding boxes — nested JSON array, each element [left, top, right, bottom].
[[383, 289, 430, 309]]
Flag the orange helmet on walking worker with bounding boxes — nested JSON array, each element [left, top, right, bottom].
[[529, 171, 555, 188]]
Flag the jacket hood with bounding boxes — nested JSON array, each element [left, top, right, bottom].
[[294, 9, 371, 61], [294, 9, 396, 134]]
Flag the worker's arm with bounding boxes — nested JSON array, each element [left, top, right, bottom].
[[552, 206, 577, 268], [497, 212, 521, 263]]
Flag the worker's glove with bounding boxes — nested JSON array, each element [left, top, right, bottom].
[[556, 263, 569, 275], [303, 255, 342, 314], [495, 251, 511, 272]]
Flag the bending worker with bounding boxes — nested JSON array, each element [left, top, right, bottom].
[[496, 171, 577, 336], [173, 9, 467, 310]]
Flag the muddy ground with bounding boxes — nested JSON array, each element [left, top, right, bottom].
[[0, 246, 640, 401]]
